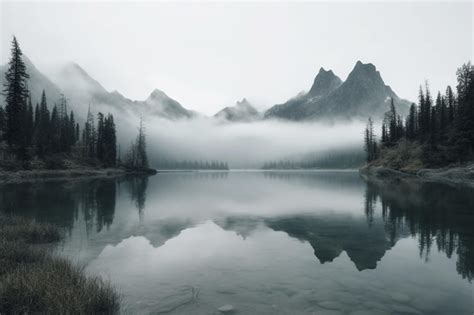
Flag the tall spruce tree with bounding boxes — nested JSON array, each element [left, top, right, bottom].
[[3, 36, 30, 159], [96, 112, 105, 161], [0, 106, 5, 141], [50, 106, 60, 153], [406, 103, 417, 140], [103, 114, 116, 166], [446, 86, 455, 125], [454, 63, 474, 158], [136, 117, 148, 168], [25, 96, 34, 147], [82, 107, 96, 158], [364, 117, 377, 162], [35, 90, 50, 156]]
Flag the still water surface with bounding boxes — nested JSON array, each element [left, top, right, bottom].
[[1, 171, 473, 314]]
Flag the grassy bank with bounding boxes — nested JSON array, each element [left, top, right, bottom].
[[0, 214, 120, 314]]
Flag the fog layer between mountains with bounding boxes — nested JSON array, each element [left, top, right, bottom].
[[1, 57, 372, 168]]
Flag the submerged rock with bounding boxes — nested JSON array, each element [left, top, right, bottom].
[[218, 304, 235, 313]]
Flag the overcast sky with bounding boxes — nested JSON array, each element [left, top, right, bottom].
[[1, 1, 472, 115]]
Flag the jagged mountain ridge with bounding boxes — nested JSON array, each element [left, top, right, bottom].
[[51, 62, 195, 120], [1, 57, 411, 122], [214, 98, 260, 122], [0, 58, 195, 120], [264, 61, 410, 121]]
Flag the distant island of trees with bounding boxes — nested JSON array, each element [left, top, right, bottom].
[[364, 62, 474, 170], [0, 37, 150, 172], [262, 149, 365, 170], [156, 160, 229, 170]]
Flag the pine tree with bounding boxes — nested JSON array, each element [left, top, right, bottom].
[[439, 95, 447, 138], [430, 106, 437, 146], [75, 123, 80, 144], [136, 117, 148, 168], [34, 103, 40, 130], [381, 123, 388, 145], [454, 63, 474, 158], [446, 86, 455, 125], [35, 90, 50, 156], [50, 106, 60, 153], [102, 114, 116, 166], [3, 36, 30, 159], [68, 110, 76, 147], [96, 112, 105, 161], [82, 107, 96, 158], [406, 103, 417, 140], [388, 98, 398, 144], [0, 106, 5, 141], [424, 83, 433, 136], [25, 96, 34, 147], [365, 117, 377, 162]]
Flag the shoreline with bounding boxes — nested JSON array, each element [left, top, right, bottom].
[[0, 167, 158, 184], [359, 163, 474, 188], [0, 214, 120, 313]]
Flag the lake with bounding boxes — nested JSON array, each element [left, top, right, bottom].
[[1, 170, 473, 314]]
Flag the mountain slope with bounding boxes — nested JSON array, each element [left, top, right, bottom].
[[264, 61, 410, 121], [0, 56, 63, 106], [142, 89, 193, 119], [264, 67, 342, 120], [0, 58, 195, 120], [214, 98, 260, 122], [50, 63, 195, 120]]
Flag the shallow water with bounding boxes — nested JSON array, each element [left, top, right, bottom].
[[1, 170, 473, 314]]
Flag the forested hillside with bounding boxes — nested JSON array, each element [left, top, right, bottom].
[[364, 63, 474, 170], [0, 37, 149, 171]]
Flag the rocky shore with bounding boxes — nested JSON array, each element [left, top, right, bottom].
[[359, 163, 474, 188]]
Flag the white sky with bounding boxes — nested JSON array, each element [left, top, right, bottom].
[[1, 1, 473, 115]]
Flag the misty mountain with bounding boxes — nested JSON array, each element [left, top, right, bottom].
[[0, 58, 195, 120], [143, 89, 193, 120], [51, 62, 195, 120], [214, 98, 260, 122], [0, 56, 63, 107], [264, 61, 410, 121]]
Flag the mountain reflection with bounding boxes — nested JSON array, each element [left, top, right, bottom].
[[265, 215, 408, 271], [1, 172, 473, 281]]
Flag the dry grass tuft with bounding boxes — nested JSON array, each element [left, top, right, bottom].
[[0, 214, 121, 314]]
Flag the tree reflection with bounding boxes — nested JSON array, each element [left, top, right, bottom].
[[0, 175, 151, 235], [364, 180, 474, 280], [125, 176, 149, 222]]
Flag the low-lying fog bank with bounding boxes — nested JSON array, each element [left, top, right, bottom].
[[112, 115, 366, 169]]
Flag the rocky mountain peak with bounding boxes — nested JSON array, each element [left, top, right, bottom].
[[347, 61, 383, 85], [147, 88, 169, 101], [308, 67, 342, 97]]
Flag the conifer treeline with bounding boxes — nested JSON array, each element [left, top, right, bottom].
[[156, 159, 229, 170], [262, 150, 365, 170], [365, 62, 474, 166], [0, 37, 117, 168]]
